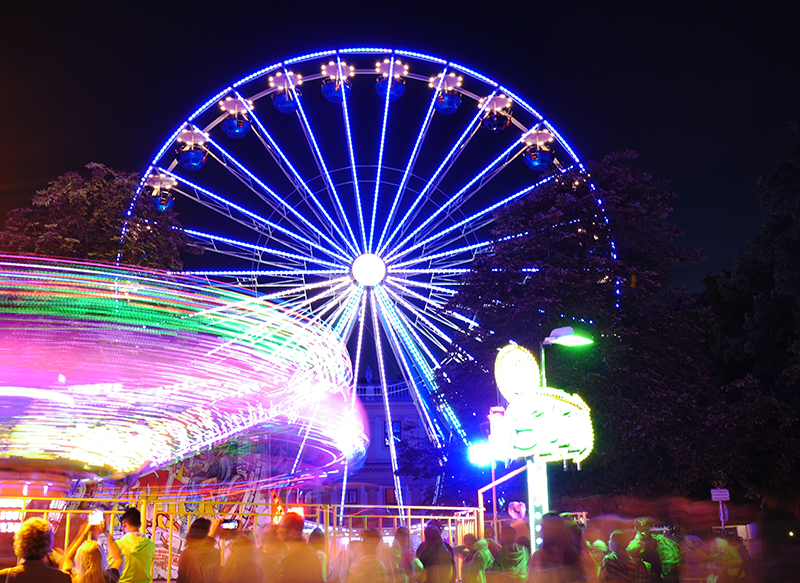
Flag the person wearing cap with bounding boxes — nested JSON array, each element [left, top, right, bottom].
[[0, 517, 71, 582]]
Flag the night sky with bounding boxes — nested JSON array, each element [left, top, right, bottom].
[[1, 2, 797, 291]]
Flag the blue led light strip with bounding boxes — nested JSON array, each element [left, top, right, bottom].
[[233, 62, 282, 87], [306, 285, 359, 326], [382, 285, 453, 349], [182, 269, 348, 278], [384, 276, 456, 297], [389, 268, 472, 275], [374, 287, 443, 446], [385, 279, 478, 329], [184, 229, 344, 270], [378, 92, 496, 256], [376, 287, 467, 444], [369, 56, 395, 252], [205, 136, 351, 259], [286, 69, 361, 257], [284, 50, 337, 65], [160, 168, 351, 264], [390, 167, 570, 263], [370, 289, 406, 512], [235, 94, 358, 259], [291, 403, 319, 475], [291, 279, 354, 313], [391, 240, 492, 269], [395, 49, 448, 64], [387, 138, 525, 262], [248, 278, 351, 304], [337, 56, 367, 252], [376, 67, 446, 253], [332, 285, 365, 339], [447, 61, 497, 87], [339, 293, 367, 525]]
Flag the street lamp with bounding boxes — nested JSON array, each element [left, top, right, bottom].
[[540, 326, 593, 388], [473, 330, 594, 550]]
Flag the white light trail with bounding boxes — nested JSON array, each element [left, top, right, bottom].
[[370, 56, 395, 252]]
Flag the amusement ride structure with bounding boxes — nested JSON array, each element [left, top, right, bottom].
[[0, 255, 367, 504], [123, 47, 615, 509]]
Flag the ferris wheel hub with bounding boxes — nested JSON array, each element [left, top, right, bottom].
[[351, 253, 386, 286]]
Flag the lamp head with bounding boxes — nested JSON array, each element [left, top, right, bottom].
[[543, 327, 593, 347]]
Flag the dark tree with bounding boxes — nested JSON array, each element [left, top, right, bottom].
[[431, 153, 740, 499], [704, 145, 800, 489], [0, 163, 197, 270]]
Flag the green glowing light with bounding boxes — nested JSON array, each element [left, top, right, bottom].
[[549, 334, 593, 347]]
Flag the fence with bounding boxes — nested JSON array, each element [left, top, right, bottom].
[[0, 495, 481, 582]]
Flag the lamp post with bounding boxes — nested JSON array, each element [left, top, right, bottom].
[[540, 326, 594, 389], [471, 328, 594, 551]]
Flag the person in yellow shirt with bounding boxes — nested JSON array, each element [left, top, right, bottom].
[[116, 508, 155, 583]]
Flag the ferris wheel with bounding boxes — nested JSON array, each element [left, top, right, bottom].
[[123, 47, 607, 505]]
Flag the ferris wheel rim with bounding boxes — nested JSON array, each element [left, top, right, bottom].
[[122, 47, 616, 502]]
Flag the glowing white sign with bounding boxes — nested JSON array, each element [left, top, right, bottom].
[[491, 343, 594, 463]]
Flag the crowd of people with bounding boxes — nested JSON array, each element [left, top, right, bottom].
[[0, 510, 769, 583], [0, 507, 152, 582]]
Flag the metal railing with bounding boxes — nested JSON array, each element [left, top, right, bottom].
[[0, 495, 480, 582]]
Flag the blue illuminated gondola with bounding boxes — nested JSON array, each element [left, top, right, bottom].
[[272, 89, 301, 114], [149, 189, 175, 211], [523, 148, 554, 171], [221, 115, 251, 138], [434, 91, 462, 115], [177, 147, 207, 171], [321, 78, 352, 103], [375, 77, 405, 101], [482, 111, 511, 133]]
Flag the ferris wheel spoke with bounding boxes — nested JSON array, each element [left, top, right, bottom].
[[388, 166, 570, 263], [331, 285, 365, 339], [286, 74, 361, 256], [381, 286, 452, 352], [387, 137, 527, 262], [339, 290, 367, 521], [380, 316, 443, 447], [235, 93, 358, 254], [307, 284, 360, 328], [336, 56, 368, 252], [203, 136, 352, 258], [384, 276, 456, 296], [383, 286, 448, 359], [183, 229, 346, 271], [375, 287, 468, 444], [291, 279, 354, 314], [375, 68, 446, 253], [391, 240, 492, 270], [290, 402, 320, 475], [160, 169, 351, 263], [251, 277, 351, 303], [383, 276, 456, 306], [369, 56, 396, 252], [409, 146, 528, 246], [369, 289, 406, 511], [385, 279, 477, 329], [378, 91, 495, 256]]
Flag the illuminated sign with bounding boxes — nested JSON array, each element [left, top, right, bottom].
[[490, 343, 593, 463]]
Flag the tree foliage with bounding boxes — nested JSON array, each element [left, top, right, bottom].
[[704, 145, 800, 489], [0, 163, 197, 270], [419, 152, 792, 502]]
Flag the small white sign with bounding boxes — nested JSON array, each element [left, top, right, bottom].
[[711, 488, 730, 501]]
